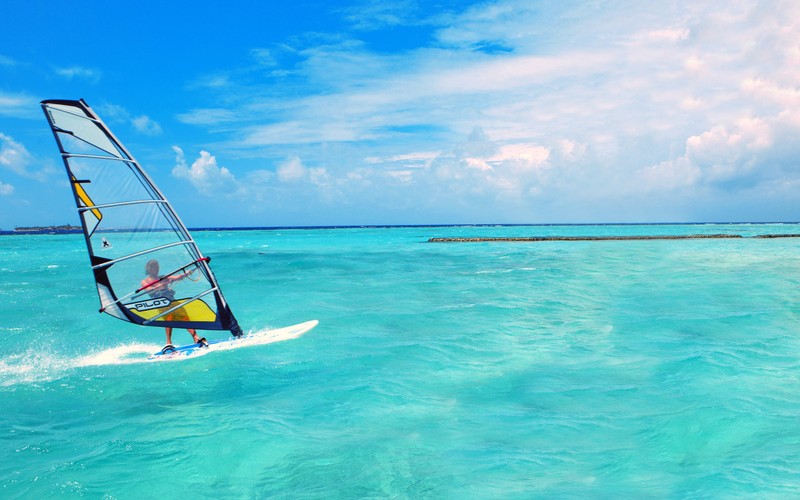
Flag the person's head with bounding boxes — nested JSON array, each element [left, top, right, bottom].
[[145, 259, 160, 277]]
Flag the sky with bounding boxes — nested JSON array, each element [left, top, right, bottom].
[[1, 0, 799, 228]]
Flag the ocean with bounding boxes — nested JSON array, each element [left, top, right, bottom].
[[2, 224, 800, 498]]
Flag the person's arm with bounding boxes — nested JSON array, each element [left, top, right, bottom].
[[171, 268, 196, 282]]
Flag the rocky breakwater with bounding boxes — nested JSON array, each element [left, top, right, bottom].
[[428, 234, 772, 243]]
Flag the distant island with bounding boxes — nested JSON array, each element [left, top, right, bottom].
[[12, 224, 82, 233]]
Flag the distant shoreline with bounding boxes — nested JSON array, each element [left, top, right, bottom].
[[5, 225, 82, 235], [14, 225, 81, 230]]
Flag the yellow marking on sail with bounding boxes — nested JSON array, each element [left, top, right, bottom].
[[71, 174, 103, 222], [127, 299, 218, 323]]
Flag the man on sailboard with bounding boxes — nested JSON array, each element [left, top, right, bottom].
[[141, 259, 209, 353]]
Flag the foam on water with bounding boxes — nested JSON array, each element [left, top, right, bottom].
[[0, 351, 72, 386], [76, 343, 160, 367], [0, 343, 161, 386], [0, 325, 315, 384]]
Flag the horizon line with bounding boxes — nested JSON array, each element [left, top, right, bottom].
[[3, 220, 800, 235]]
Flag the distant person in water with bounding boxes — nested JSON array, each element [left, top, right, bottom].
[[141, 258, 207, 352]]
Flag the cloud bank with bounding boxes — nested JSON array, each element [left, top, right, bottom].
[[165, 0, 800, 223]]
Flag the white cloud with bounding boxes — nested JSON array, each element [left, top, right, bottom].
[[244, 169, 275, 185], [132, 115, 162, 136], [638, 28, 691, 43], [177, 108, 238, 125], [277, 156, 307, 182], [251, 48, 278, 66], [0, 133, 55, 182], [171, 147, 240, 195], [640, 156, 702, 191], [96, 103, 130, 122], [0, 95, 26, 109], [242, 119, 367, 146], [743, 77, 800, 111], [428, 53, 613, 96], [488, 143, 550, 166], [55, 66, 101, 83], [463, 157, 491, 171], [639, 112, 792, 193], [340, 0, 422, 31], [0, 92, 36, 118], [0, 133, 31, 175], [188, 73, 234, 89], [364, 151, 439, 167], [1, 133, 36, 176], [444, 130, 552, 199], [0, 180, 13, 195], [97, 103, 165, 135], [555, 139, 585, 162]]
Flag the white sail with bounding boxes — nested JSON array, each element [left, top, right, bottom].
[[41, 99, 243, 336]]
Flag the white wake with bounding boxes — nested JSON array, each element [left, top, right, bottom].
[[0, 321, 316, 385]]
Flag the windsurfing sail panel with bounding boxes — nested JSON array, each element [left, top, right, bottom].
[[41, 99, 243, 336]]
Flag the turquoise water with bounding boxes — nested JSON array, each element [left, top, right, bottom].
[[2, 224, 800, 497]]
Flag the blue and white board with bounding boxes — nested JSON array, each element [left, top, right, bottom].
[[148, 320, 318, 361]]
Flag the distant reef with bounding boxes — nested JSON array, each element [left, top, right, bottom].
[[429, 234, 800, 243]]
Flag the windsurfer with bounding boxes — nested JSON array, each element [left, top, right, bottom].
[[141, 259, 208, 352]]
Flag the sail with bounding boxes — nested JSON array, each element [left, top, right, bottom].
[[41, 99, 243, 337]]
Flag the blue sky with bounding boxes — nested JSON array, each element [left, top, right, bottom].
[[1, 0, 799, 228]]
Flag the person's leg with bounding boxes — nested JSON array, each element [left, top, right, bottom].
[[189, 329, 208, 347], [165, 327, 173, 346]]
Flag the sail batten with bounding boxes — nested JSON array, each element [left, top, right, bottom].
[[90, 240, 196, 270], [64, 153, 133, 162], [42, 98, 244, 337], [78, 199, 168, 212]]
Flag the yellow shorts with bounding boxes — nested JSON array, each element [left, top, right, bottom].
[[164, 303, 190, 322]]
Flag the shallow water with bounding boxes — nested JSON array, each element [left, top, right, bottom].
[[2, 224, 800, 497]]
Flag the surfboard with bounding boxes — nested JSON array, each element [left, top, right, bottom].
[[147, 320, 318, 361]]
